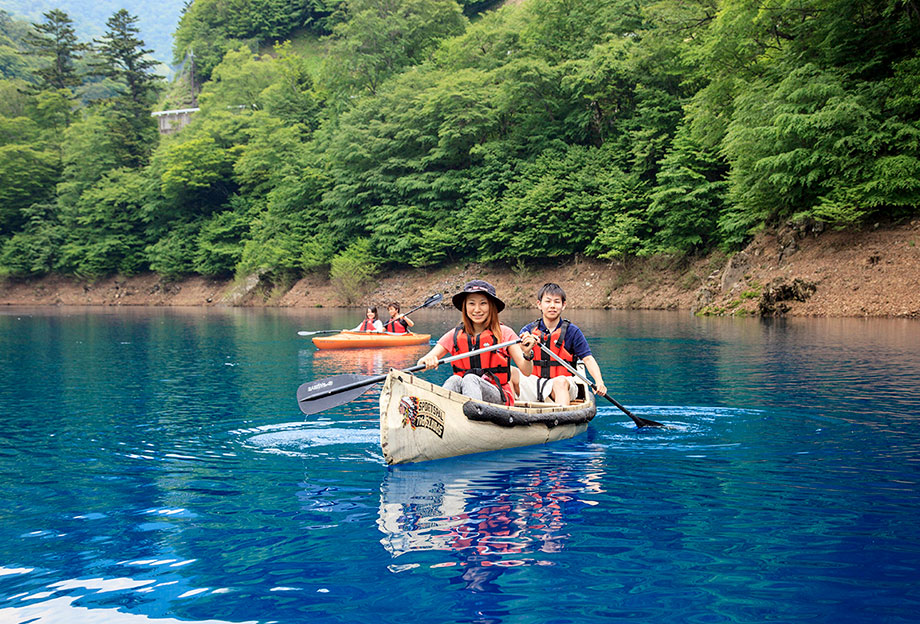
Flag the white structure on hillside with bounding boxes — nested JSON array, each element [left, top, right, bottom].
[[151, 108, 200, 135]]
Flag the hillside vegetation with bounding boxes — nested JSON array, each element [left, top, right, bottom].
[[1, 0, 918, 295], [0, 0, 185, 67]]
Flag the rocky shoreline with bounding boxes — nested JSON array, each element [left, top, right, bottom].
[[2, 222, 919, 318]]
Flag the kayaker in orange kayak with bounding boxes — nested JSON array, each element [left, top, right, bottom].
[[384, 302, 415, 333], [351, 306, 384, 332]]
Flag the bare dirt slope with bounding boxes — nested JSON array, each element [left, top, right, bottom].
[[2, 220, 919, 317]]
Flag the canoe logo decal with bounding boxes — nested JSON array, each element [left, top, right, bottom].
[[399, 396, 445, 438]]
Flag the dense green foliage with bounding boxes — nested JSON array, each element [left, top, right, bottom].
[[173, 0, 336, 82], [1, 0, 918, 283]]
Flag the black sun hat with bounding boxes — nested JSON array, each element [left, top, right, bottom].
[[451, 279, 505, 312]]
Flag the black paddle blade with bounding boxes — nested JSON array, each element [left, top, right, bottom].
[[296, 374, 377, 416], [600, 393, 665, 428], [423, 293, 443, 306]]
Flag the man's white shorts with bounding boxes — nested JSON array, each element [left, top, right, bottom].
[[517, 374, 584, 403]]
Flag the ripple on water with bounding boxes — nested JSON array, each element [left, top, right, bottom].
[[595, 404, 762, 451], [0, 567, 256, 624], [242, 421, 380, 459]]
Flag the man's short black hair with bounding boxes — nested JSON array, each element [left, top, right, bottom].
[[537, 282, 566, 303]]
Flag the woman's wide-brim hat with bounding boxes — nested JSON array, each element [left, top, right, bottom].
[[451, 279, 505, 312]]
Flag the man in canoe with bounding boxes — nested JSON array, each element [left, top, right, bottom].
[[417, 280, 537, 405], [384, 302, 415, 334], [513, 283, 607, 406], [351, 306, 384, 332]]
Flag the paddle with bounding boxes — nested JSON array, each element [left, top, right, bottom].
[[394, 292, 443, 318], [297, 293, 444, 336], [536, 341, 665, 428], [296, 338, 522, 416]]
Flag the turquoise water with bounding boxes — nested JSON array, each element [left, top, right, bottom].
[[0, 306, 918, 623]]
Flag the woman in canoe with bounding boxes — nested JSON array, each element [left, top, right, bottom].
[[417, 280, 537, 405], [352, 306, 384, 332], [384, 302, 415, 334]]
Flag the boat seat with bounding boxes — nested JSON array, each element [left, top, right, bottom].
[[515, 399, 588, 409], [515, 401, 558, 409]]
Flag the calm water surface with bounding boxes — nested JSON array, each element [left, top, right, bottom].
[[0, 306, 918, 623]]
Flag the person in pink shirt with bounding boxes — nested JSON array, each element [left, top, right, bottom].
[[417, 280, 536, 405]]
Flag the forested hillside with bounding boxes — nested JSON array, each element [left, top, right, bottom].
[[0, 0, 185, 67], [1, 0, 918, 293]]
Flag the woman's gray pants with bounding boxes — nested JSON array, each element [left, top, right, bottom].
[[442, 374, 503, 404]]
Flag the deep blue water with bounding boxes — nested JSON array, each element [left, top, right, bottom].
[[1, 306, 918, 623]]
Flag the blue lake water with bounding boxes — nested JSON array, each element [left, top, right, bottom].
[[0, 306, 918, 623]]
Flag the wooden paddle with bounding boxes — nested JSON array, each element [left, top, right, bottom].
[[296, 293, 443, 336], [296, 338, 522, 416], [536, 342, 665, 428]]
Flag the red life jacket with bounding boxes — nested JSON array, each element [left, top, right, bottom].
[[384, 318, 409, 333], [358, 319, 376, 332], [449, 325, 513, 406], [530, 319, 578, 378]]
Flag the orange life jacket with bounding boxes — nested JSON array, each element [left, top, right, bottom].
[[530, 319, 578, 378], [358, 319, 376, 332], [449, 326, 513, 406], [384, 318, 409, 333]]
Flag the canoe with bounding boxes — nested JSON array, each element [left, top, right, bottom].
[[379, 371, 596, 465], [312, 331, 431, 350]]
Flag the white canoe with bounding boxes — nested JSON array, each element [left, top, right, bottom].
[[379, 371, 596, 465]]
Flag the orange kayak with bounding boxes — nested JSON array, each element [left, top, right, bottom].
[[312, 331, 432, 350]]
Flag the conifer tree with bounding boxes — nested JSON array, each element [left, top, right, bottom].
[[93, 9, 160, 109], [92, 9, 162, 167], [24, 9, 84, 92]]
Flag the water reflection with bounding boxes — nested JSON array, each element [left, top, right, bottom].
[[378, 445, 605, 594], [309, 345, 429, 378]]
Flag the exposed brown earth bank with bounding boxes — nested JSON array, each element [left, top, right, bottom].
[[2, 221, 919, 318]]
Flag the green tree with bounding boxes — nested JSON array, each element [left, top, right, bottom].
[[92, 9, 161, 167], [57, 167, 152, 277], [1, 10, 37, 81], [329, 238, 378, 303], [0, 203, 64, 277], [469, 144, 633, 262], [56, 109, 123, 207], [0, 78, 30, 117], [0, 143, 59, 234], [239, 152, 332, 279], [197, 45, 280, 112], [24, 9, 84, 93], [320, 0, 467, 100], [173, 0, 335, 82], [194, 206, 249, 276], [645, 124, 728, 254]]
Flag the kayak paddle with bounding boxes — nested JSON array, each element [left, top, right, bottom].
[[537, 342, 665, 428], [397, 292, 443, 317], [296, 338, 521, 416], [298, 328, 347, 336], [296, 293, 443, 337]]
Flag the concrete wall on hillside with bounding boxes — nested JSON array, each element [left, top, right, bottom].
[[151, 108, 200, 135]]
